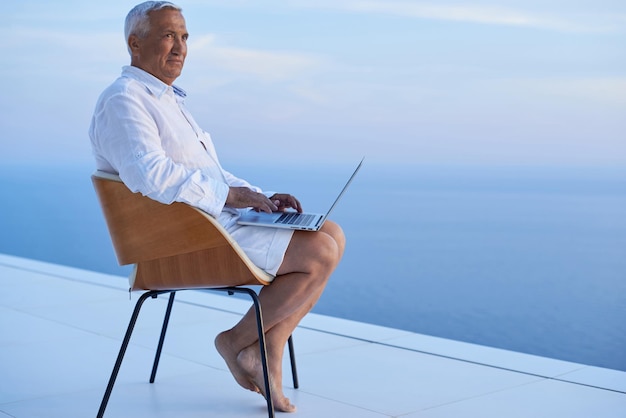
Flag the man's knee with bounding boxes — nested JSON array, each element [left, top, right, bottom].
[[303, 221, 344, 273], [299, 230, 339, 272], [321, 220, 346, 257], [277, 222, 344, 276]]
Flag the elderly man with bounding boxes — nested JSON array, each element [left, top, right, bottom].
[[89, 1, 345, 412]]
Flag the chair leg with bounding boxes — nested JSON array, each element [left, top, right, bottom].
[[214, 287, 275, 418], [150, 291, 176, 383], [287, 335, 299, 389], [247, 288, 274, 418], [97, 290, 166, 418]]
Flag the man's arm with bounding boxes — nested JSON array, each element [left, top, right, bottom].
[[90, 91, 229, 217]]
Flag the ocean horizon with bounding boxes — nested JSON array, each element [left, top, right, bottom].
[[1, 161, 625, 372]]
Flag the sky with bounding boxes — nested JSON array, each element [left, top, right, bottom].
[[1, 0, 625, 167]]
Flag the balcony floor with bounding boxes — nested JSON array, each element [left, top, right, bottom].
[[1, 253, 625, 418]]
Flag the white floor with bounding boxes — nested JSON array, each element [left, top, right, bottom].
[[1, 253, 625, 418]]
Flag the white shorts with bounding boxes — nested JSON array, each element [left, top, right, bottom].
[[227, 223, 294, 276]]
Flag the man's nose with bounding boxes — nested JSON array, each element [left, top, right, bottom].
[[172, 37, 186, 54]]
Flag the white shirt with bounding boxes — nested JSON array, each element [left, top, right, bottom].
[[89, 66, 263, 228]]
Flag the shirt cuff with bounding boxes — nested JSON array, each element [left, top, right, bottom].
[[198, 181, 230, 218]]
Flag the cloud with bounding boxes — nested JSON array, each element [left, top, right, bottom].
[[187, 34, 327, 83], [1, 27, 126, 81], [289, 0, 625, 33], [498, 77, 626, 106]]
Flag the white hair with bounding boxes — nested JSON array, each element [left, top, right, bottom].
[[124, 1, 182, 54]]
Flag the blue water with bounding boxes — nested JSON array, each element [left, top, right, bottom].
[[1, 162, 625, 371]]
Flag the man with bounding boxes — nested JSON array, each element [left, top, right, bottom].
[[89, 1, 345, 413]]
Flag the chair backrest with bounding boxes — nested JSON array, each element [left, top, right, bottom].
[[92, 172, 273, 290]]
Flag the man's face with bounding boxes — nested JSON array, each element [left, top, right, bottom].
[[129, 9, 188, 85]]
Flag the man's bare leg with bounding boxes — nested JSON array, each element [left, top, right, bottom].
[[216, 221, 345, 412], [235, 277, 333, 411]]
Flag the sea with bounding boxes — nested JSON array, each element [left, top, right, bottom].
[[1, 161, 625, 371]]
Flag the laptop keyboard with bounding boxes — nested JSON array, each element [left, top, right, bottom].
[[275, 212, 315, 226]]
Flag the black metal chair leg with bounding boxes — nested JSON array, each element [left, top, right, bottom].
[[215, 287, 275, 418], [97, 290, 165, 418], [247, 289, 274, 418], [287, 335, 299, 389], [150, 291, 176, 383]]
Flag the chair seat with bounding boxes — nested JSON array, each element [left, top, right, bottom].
[[92, 171, 273, 290]]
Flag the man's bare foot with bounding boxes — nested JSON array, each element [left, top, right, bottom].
[[215, 331, 259, 393], [238, 345, 297, 413]]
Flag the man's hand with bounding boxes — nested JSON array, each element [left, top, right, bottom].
[[226, 187, 278, 213], [269, 193, 303, 213], [226, 188, 303, 214]]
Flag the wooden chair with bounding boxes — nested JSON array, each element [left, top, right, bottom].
[[92, 171, 298, 418]]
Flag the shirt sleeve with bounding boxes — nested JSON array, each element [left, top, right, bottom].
[[90, 90, 229, 218]]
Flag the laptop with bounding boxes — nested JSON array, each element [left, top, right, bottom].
[[237, 158, 363, 231]]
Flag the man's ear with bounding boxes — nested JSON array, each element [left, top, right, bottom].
[[128, 35, 141, 56]]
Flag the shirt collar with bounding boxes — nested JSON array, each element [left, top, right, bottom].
[[121, 65, 187, 99]]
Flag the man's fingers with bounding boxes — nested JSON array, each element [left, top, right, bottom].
[[227, 187, 279, 212], [271, 193, 302, 212]]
